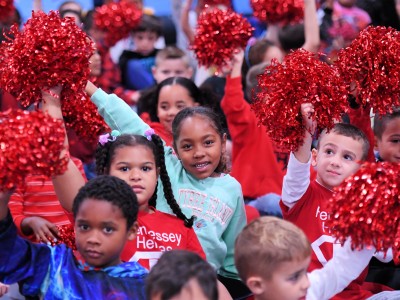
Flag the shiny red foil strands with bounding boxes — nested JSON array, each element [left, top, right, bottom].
[[49, 224, 76, 250], [250, 0, 304, 25], [328, 162, 400, 261], [0, 10, 93, 108], [335, 26, 400, 115], [94, 1, 142, 48], [251, 49, 348, 152], [0, 110, 68, 191], [190, 8, 253, 70], [0, 0, 14, 22], [62, 92, 110, 142]]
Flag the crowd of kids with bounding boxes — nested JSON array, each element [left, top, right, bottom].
[[0, 0, 400, 299]]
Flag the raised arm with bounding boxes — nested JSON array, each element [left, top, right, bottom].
[[86, 81, 150, 135], [281, 103, 315, 208], [41, 87, 85, 212], [180, 0, 195, 44], [302, 0, 320, 53]]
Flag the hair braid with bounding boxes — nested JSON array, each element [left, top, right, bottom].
[[151, 135, 195, 228], [95, 142, 112, 175]]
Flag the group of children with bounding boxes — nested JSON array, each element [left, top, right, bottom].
[[0, 0, 399, 299]]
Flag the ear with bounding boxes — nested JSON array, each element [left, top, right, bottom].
[[156, 167, 160, 177], [374, 135, 379, 152], [127, 221, 139, 241], [151, 65, 157, 76], [221, 133, 227, 154], [246, 276, 265, 296], [186, 66, 194, 79], [311, 148, 318, 167]]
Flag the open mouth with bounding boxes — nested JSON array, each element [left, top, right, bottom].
[[194, 162, 209, 169]]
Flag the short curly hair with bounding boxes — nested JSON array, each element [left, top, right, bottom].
[[72, 175, 139, 229]]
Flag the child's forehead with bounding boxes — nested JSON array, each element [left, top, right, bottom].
[[382, 117, 400, 134], [318, 131, 364, 153]]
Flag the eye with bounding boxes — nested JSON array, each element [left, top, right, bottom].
[[176, 103, 187, 110], [325, 149, 333, 155], [182, 144, 192, 150], [288, 272, 302, 282], [160, 104, 169, 110], [390, 139, 400, 144], [119, 166, 129, 172], [142, 166, 152, 172], [103, 227, 114, 234], [205, 140, 214, 146], [343, 154, 354, 161], [79, 224, 89, 231]]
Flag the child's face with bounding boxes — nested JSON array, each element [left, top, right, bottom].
[[109, 145, 159, 212], [89, 50, 101, 77], [157, 84, 197, 134], [312, 132, 364, 189], [152, 59, 193, 84], [375, 118, 400, 162], [132, 31, 158, 56], [255, 257, 310, 300], [75, 199, 137, 268], [174, 115, 226, 180]]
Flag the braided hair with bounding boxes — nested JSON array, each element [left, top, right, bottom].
[[95, 133, 194, 227]]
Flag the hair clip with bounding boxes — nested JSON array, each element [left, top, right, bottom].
[[99, 130, 121, 146], [144, 128, 155, 141]]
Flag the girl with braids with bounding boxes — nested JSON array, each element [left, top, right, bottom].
[[85, 81, 248, 299], [41, 87, 205, 271]]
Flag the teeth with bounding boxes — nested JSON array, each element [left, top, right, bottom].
[[195, 163, 208, 168]]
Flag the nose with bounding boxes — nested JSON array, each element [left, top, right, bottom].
[[86, 230, 101, 245], [330, 154, 341, 167], [167, 107, 179, 117], [129, 169, 141, 181], [193, 146, 205, 159]]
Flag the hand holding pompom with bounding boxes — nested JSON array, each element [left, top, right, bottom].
[[335, 26, 400, 115], [0, 10, 93, 107], [252, 49, 348, 152]]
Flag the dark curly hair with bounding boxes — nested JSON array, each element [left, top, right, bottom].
[[95, 133, 194, 227], [72, 175, 138, 229], [172, 106, 228, 174]]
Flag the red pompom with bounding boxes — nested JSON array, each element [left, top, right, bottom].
[[0, 10, 93, 108], [0, 0, 15, 22], [49, 224, 76, 250], [250, 0, 304, 24], [328, 162, 400, 259], [335, 26, 400, 115], [252, 49, 348, 152], [190, 8, 253, 69], [0, 110, 68, 191], [94, 1, 142, 48], [62, 92, 110, 142]]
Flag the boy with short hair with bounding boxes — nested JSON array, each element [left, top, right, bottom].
[[119, 14, 163, 91], [151, 46, 193, 84], [280, 103, 380, 298], [0, 175, 147, 299], [234, 216, 376, 300], [146, 250, 219, 300]]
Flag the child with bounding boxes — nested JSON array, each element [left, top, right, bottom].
[[151, 45, 193, 84], [85, 82, 248, 298], [280, 103, 389, 298], [41, 87, 205, 271], [234, 216, 377, 300], [146, 250, 227, 300], [0, 175, 147, 299], [119, 14, 162, 91], [373, 108, 400, 163]]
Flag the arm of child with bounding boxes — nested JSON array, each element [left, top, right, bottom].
[[307, 240, 375, 300], [0, 190, 51, 293], [41, 87, 86, 212], [86, 81, 151, 135], [180, 0, 195, 44], [0, 282, 9, 297], [281, 103, 315, 209], [302, 0, 320, 53]]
